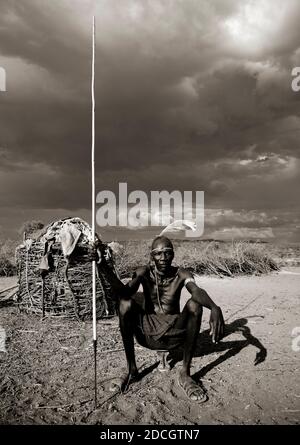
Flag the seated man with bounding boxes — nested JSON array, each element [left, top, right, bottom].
[[95, 235, 225, 403]]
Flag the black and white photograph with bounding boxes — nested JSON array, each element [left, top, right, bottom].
[[0, 0, 300, 428]]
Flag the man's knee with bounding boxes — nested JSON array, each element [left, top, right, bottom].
[[185, 298, 203, 317], [119, 298, 133, 316]]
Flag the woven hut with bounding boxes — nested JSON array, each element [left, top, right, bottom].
[[16, 217, 117, 320]]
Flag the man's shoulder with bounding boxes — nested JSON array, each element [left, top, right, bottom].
[[177, 267, 194, 280], [133, 264, 150, 278]]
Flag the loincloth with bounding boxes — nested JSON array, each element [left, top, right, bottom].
[[137, 312, 186, 350]]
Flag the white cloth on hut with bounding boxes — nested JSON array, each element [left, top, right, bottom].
[[58, 224, 81, 257]]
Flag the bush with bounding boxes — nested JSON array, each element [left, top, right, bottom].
[[0, 254, 16, 277], [18, 220, 44, 237], [0, 238, 18, 263]]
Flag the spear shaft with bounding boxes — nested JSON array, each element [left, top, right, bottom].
[[91, 15, 97, 410]]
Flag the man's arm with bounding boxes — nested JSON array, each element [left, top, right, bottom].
[[125, 266, 148, 295], [179, 268, 225, 343], [93, 244, 147, 299], [187, 282, 218, 310]]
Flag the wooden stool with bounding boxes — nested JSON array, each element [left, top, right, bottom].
[[156, 350, 171, 372]]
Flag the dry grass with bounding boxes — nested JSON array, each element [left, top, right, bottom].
[[113, 240, 279, 278], [175, 240, 279, 277], [0, 236, 295, 280], [114, 240, 151, 278]]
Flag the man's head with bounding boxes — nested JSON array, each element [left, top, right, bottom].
[[150, 236, 174, 273]]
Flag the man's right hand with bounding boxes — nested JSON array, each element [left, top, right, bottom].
[[209, 305, 225, 344], [89, 242, 106, 263]]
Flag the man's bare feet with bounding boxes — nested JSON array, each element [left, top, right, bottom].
[[178, 370, 208, 403], [109, 370, 139, 393]]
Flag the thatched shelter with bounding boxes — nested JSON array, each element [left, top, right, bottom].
[[16, 217, 117, 320]]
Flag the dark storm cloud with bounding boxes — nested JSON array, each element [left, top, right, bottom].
[[0, 0, 91, 79], [0, 0, 300, 240]]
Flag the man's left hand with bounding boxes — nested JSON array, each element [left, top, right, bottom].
[[209, 306, 225, 344]]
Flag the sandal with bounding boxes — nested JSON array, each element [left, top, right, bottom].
[[177, 375, 208, 403], [109, 371, 139, 393]]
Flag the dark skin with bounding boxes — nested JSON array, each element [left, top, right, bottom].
[[94, 236, 225, 401]]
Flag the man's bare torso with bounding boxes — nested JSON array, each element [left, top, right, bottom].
[[132, 265, 185, 315]]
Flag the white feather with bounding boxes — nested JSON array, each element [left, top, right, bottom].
[[159, 219, 196, 236]]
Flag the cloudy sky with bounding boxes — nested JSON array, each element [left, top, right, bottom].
[[0, 0, 299, 242]]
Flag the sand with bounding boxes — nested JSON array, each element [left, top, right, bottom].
[[0, 268, 299, 425]]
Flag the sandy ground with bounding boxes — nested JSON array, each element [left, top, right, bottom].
[[0, 268, 300, 425]]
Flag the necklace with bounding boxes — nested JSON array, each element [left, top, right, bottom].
[[154, 266, 165, 314]]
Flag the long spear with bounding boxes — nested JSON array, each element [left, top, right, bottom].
[[91, 15, 97, 409]]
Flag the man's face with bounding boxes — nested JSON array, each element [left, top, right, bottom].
[[151, 240, 174, 273]]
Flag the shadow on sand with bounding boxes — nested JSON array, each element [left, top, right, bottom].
[[165, 316, 267, 379]]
